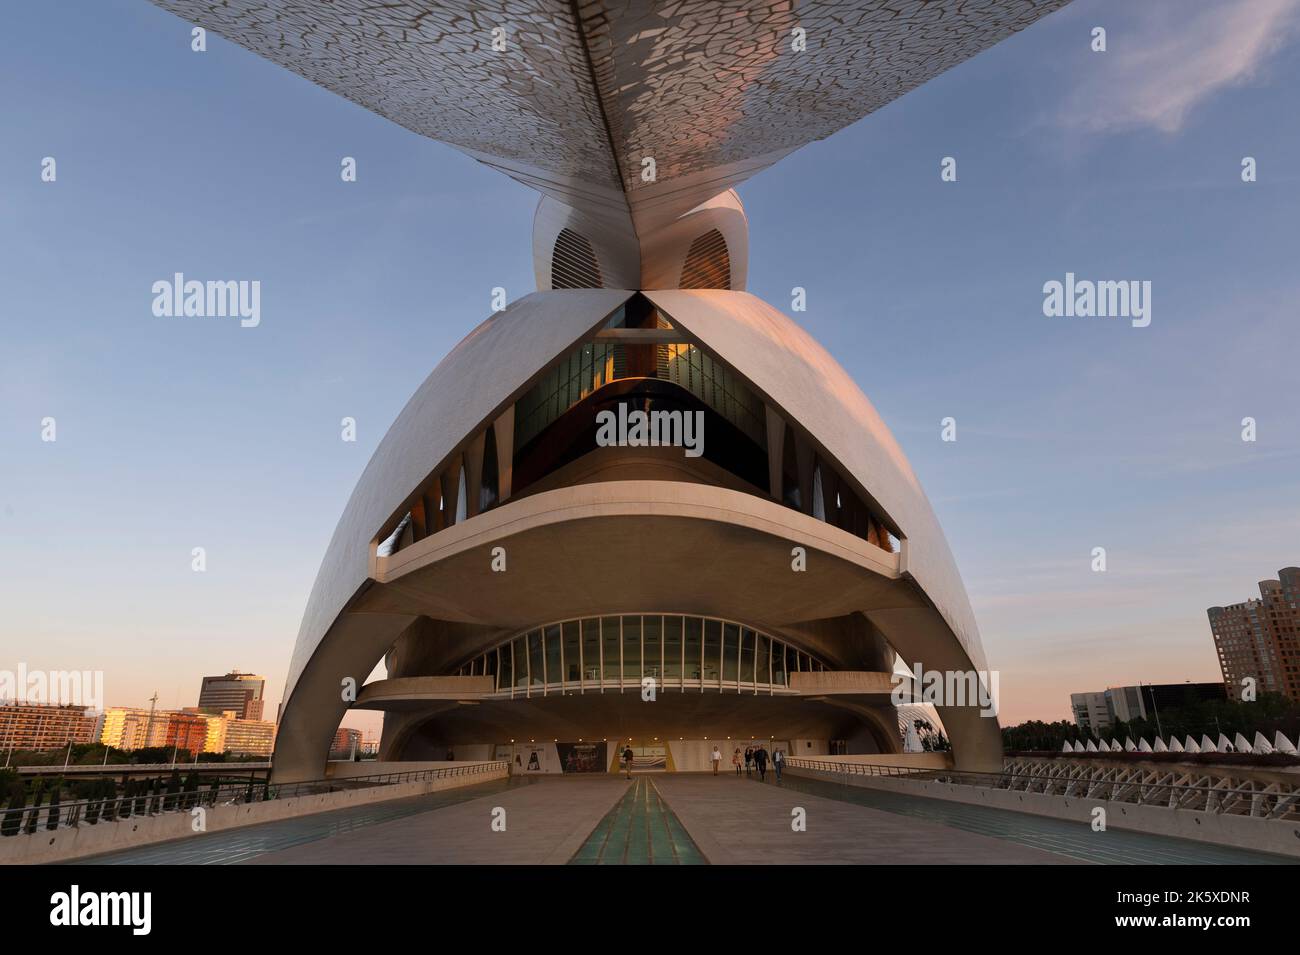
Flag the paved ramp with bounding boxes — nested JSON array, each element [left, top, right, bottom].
[[653, 773, 1077, 864], [246, 775, 628, 865]]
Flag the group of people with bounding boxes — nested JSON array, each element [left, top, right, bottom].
[[710, 744, 783, 781]]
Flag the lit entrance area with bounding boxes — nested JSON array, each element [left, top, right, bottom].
[[613, 739, 667, 772]]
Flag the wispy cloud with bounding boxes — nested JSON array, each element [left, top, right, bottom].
[[1064, 0, 1300, 134]]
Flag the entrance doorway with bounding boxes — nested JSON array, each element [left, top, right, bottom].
[[616, 739, 667, 772]]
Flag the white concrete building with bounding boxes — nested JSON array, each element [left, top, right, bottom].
[[147, 0, 1070, 781]]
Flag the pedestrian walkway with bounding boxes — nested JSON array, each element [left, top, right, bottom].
[[654, 772, 1074, 864], [73, 771, 1297, 865], [79, 776, 516, 865], [569, 776, 705, 864], [245, 775, 629, 864], [768, 773, 1298, 865]]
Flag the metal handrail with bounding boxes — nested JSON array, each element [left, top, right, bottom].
[[784, 757, 1300, 818], [0, 760, 509, 837]]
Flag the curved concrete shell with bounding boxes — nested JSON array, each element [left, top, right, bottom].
[[150, 0, 1070, 252], [274, 287, 1001, 780]]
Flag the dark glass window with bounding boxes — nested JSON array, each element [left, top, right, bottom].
[[622, 615, 641, 680], [643, 615, 662, 679], [741, 628, 757, 684], [602, 617, 621, 681], [512, 637, 527, 689], [771, 641, 786, 686], [544, 624, 562, 685], [722, 623, 740, 682], [703, 619, 721, 683], [527, 631, 544, 688], [583, 619, 601, 683], [684, 617, 703, 680], [563, 621, 581, 683], [663, 616, 682, 681]]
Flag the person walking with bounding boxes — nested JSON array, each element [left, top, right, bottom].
[[772, 748, 784, 782], [731, 748, 742, 775], [744, 746, 753, 776], [754, 744, 769, 781], [710, 746, 723, 776], [622, 745, 634, 779]]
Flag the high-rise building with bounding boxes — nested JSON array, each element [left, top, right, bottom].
[[1208, 567, 1300, 701], [1070, 683, 1228, 733], [0, 702, 97, 752], [197, 671, 266, 721]]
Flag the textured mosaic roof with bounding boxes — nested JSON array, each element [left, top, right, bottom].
[[152, 1, 1069, 234]]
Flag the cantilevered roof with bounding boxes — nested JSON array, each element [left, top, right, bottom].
[[151, 0, 1069, 237]]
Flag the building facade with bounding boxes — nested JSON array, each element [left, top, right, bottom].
[[330, 727, 363, 760], [197, 671, 266, 721], [99, 706, 157, 750], [0, 702, 97, 752], [147, 0, 1072, 782], [1070, 692, 1111, 734], [1070, 683, 1228, 733], [222, 719, 277, 758], [1209, 567, 1300, 702]]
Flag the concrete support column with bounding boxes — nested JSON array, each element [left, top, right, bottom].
[[864, 604, 1004, 773], [464, 432, 486, 518], [272, 613, 422, 783], [409, 499, 428, 541]]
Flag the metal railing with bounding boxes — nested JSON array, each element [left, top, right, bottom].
[[785, 758, 1300, 821], [0, 761, 509, 837], [787, 758, 934, 778], [16, 761, 273, 777]]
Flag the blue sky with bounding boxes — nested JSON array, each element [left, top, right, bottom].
[[2, 0, 1298, 730]]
